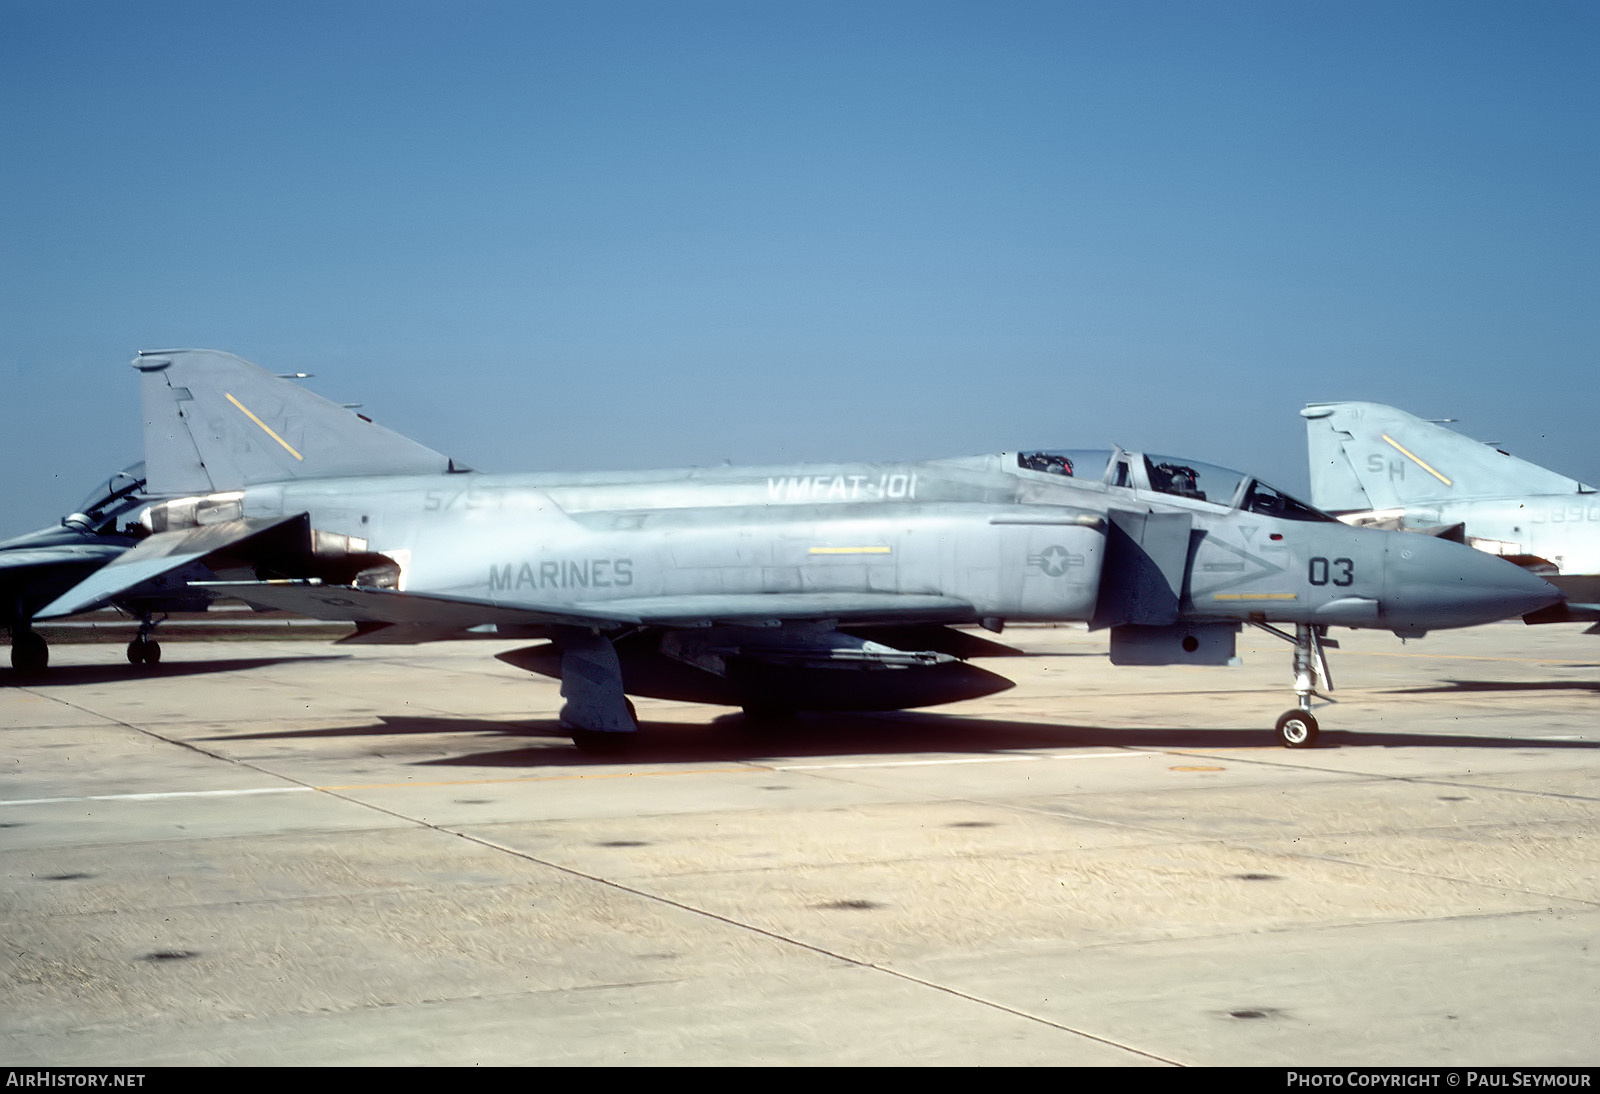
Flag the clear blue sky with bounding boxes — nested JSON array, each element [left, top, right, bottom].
[[3, 0, 1596, 535]]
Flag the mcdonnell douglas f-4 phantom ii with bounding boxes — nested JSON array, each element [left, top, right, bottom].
[[2, 464, 161, 671], [40, 351, 1561, 750], [1304, 401, 1600, 627]]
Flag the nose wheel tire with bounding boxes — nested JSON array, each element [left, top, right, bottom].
[[1275, 709, 1319, 749]]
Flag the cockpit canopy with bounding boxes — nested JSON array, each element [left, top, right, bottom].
[[1017, 449, 1110, 480], [66, 462, 149, 535], [1015, 449, 1335, 522]]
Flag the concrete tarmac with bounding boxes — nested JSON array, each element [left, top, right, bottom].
[[2, 622, 1597, 1066]]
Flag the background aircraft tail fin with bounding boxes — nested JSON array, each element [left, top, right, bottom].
[[135, 349, 454, 495], [1301, 401, 1590, 513]]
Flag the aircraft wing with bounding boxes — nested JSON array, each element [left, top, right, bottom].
[[0, 544, 126, 574], [35, 515, 310, 619], [0, 543, 128, 621], [586, 592, 973, 626], [191, 581, 642, 628], [194, 581, 975, 630]]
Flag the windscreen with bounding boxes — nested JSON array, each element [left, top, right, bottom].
[[1240, 479, 1339, 522]]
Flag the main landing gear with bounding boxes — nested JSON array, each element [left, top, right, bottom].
[[1252, 622, 1334, 749], [553, 629, 640, 754], [9, 628, 48, 673], [126, 616, 164, 667]]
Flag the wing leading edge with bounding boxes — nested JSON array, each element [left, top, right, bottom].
[[195, 581, 976, 630]]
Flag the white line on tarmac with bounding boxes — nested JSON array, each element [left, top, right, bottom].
[[773, 750, 1155, 771], [1, 751, 1163, 804], [0, 786, 314, 807]]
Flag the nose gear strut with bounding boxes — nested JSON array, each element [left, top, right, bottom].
[[1250, 622, 1335, 748]]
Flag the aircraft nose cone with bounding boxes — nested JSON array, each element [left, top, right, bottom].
[[1383, 536, 1562, 633]]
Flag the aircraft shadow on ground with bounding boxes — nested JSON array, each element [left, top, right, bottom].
[[203, 709, 1600, 767], [1001, 651, 1105, 658], [1386, 678, 1600, 695], [0, 654, 352, 687]]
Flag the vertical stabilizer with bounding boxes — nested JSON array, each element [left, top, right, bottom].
[[134, 349, 453, 495], [1301, 402, 1590, 512]]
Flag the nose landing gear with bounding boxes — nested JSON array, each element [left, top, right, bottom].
[[1252, 622, 1334, 748], [1275, 708, 1318, 749]]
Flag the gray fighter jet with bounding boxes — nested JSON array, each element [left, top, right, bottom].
[[1, 465, 156, 671], [40, 351, 1560, 749], [1303, 402, 1600, 626]]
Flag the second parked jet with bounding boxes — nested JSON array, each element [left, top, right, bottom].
[[1303, 401, 1600, 626]]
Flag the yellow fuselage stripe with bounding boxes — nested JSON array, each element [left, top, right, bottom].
[[1381, 434, 1451, 485], [225, 392, 304, 461]]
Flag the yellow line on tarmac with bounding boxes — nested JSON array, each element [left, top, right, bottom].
[[1341, 651, 1598, 666], [316, 767, 757, 791], [1165, 746, 1286, 754]]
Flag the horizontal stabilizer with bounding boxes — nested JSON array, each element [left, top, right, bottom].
[[36, 515, 308, 619]]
